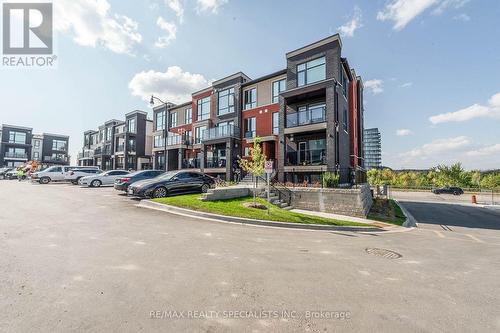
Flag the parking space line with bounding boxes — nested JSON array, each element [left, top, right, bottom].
[[433, 230, 446, 238], [465, 234, 485, 244]]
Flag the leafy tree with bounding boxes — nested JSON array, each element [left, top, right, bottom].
[[238, 137, 266, 206]]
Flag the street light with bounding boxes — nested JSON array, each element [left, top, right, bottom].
[[150, 94, 169, 170]]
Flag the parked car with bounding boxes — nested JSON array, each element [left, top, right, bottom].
[[32, 166, 99, 184], [79, 170, 129, 187], [127, 170, 215, 198], [432, 187, 464, 195], [113, 170, 165, 192], [0, 168, 13, 179], [4, 169, 19, 180], [65, 168, 103, 185]]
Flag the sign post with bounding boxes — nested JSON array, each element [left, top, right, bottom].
[[264, 161, 274, 203]]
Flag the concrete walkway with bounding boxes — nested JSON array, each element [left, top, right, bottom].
[[290, 208, 396, 229]]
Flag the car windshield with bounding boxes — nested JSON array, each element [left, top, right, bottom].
[[155, 171, 178, 180]]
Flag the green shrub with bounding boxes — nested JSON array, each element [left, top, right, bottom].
[[322, 172, 340, 188]]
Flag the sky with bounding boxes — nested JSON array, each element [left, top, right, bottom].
[[0, 0, 499, 170]]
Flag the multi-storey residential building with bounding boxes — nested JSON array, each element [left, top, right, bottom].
[[0, 125, 69, 168], [363, 128, 382, 169], [77, 111, 153, 170]]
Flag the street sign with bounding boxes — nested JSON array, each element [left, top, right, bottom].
[[265, 161, 273, 174]]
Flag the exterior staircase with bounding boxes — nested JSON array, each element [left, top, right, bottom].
[[238, 173, 294, 210]]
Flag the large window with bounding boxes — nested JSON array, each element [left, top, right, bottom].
[[272, 79, 286, 103], [52, 139, 67, 151], [244, 117, 256, 138], [218, 87, 235, 115], [194, 126, 206, 144], [155, 111, 165, 131], [169, 112, 177, 128], [343, 108, 348, 132], [33, 140, 40, 148], [272, 112, 279, 135], [297, 56, 326, 87], [8, 131, 26, 144], [106, 127, 112, 140], [197, 97, 210, 121], [341, 69, 348, 97], [185, 108, 192, 124], [154, 135, 163, 148], [243, 88, 257, 110], [127, 118, 136, 133]]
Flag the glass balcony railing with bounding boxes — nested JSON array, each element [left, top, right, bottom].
[[44, 156, 69, 163], [4, 152, 28, 159], [182, 158, 201, 169], [286, 105, 326, 128], [202, 125, 240, 141], [285, 148, 326, 166], [206, 157, 227, 168]]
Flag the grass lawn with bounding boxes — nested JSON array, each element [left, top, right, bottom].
[[152, 194, 372, 227], [368, 198, 406, 226]]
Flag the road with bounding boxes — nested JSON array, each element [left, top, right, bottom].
[[1, 181, 500, 332]]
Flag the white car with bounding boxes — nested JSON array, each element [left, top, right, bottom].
[[78, 170, 130, 187], [32, 166, 99, 184], [65, 168, 103, 184]]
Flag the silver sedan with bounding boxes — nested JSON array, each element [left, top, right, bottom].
[[79, 170, 130, 187]]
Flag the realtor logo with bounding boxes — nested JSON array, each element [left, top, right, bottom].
[[2, 2, 53, 54]]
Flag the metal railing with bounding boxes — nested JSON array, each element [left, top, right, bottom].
[[182, 158, 200, 169], [43, 156, 69, 163], [202, 125, 240, 141], [4, 152, 28, 159], [116, 144, 125, 152], [285, 149, 326, 166], [286, 106, 326, 128], [206, 157, 226, 168]]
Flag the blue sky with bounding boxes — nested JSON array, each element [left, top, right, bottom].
[[1, 0, 499, 169]]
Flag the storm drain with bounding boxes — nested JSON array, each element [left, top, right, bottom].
[[365, 248, 402, 259]]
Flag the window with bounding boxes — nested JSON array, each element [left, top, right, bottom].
[[341, 69, 348, 97], [197, 97, 210, 121], [297, 56, 326, 86], [106, 127, 112, 140], [185, 108, 192, 124], [52, 139, 67, 151], [244, 146, 249, 156], [8, 131, 26, 144], [155, 111, 165, 131], [244, 117, 256, 138], [272, 112, 279, 135], [127, 118, 136, 133], [154, 135, 163, 148], [343, 108, 348, 132], [33, 152, 39, 159], [195, 126, 206, 144], [169, 112, 177, 128], [272, 79, 286, 103], [244, 88, 257, 110], [33, 140, 40, 148], [128, 139, 136, 151], [184, 130, 192, 143], [99, 129, 104, 142], [218, 87, 235, 115]]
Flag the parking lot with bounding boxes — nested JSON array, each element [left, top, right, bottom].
[[1, 181, 500, 332]]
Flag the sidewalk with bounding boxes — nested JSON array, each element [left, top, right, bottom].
[[290, 209, 398, 229]]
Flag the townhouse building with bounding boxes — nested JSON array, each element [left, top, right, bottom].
[[0, 124, 69, 168], [77, 111, 153, 170]]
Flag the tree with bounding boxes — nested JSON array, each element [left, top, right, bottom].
[[238, 137, 266, 206]]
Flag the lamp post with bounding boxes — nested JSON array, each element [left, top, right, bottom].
[[150, 95, 169, 171]]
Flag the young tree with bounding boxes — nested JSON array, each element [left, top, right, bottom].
[[238, 137, 266, 206]]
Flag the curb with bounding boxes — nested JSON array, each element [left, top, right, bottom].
[[137, 200, 387, 232], [395, 200, 418, 228]]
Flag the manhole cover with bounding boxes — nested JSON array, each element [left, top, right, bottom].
[[365, 248, 402, 259]]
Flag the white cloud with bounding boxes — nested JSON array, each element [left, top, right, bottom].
[[54, 0, 142, 55], [453, 13, 470, 21], [429, 92, 500, 124], [196, 0, 228, 14], [400, 82, 413, 88], [377, 0, 470, 30], [155, 17, 177, 48], [129, 66, 210, 104], [165, 0, 184, 22], [364, 79, 384, 95], [338, 6, 363, 38], [396, 129, 413, 136], [466, 144, 500, 157]]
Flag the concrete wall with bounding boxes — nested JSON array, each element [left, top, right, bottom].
[[290, 184, 373, 217]]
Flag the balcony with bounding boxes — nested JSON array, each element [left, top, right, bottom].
[[285, 148, 326, 166], [206, 157, 227, 169], [116, 144, 125, 152], [44, 156, 69, 163], [78, 150, 94, 159], [4, 152, 28, 159], [286, 105, 326, 128], [182, 158, 201, 169], [202, 125, 240, 141]]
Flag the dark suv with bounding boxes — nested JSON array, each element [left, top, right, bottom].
[[114, 170, 164, 192], [432, 187, 464, 195]]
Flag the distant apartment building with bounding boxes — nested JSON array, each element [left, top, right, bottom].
[[77, 111, 153, 170], [363, 128, 382, 169], [0, 124, 69, 168]]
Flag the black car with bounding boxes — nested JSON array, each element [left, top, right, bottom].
[[0, 168, 13, 179], [432, 187, 464, 195], [127, 171, 215, 198], [113, 170, 165, 192]]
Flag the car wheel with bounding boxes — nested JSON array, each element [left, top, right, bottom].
[[453, 191, 459, 195], [40, 177, 50, 184], [153, 187, 167, 198], [201, 183, 210, 193], [91, 179, 102, 188]]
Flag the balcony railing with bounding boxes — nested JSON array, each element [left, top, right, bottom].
[[182, 158, 201, 169], [285, 148, 326, 166], [244, 131, 256, 139], [116, 144, 125, 152], [4, 152, 28, 159], [44, 156, 69, 163], [206, 157, 227, 168], [286, 105, 326, 128], [78, 150, 94, 159], [202, 125, 240, 141]]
